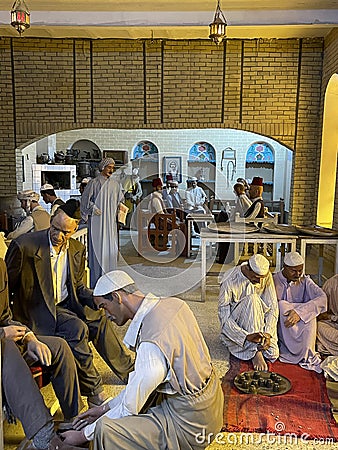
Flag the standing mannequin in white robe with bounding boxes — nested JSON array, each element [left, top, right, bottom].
[[273, 251, 327, 373], [80, 158, 124, 288]]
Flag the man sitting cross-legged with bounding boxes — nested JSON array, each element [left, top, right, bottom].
[[218, 254, 279, 371], [273, 251, 326, 373]]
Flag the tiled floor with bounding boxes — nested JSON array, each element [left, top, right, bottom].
[[3, 230, 337, 449]]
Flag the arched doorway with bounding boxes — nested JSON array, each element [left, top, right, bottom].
[[317, 74, 338, 228], [69, 139, 101, 161]]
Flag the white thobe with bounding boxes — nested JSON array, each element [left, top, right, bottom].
[[273, 271, 327, 372], [318, 274, 338, 356], [80, 174, 123, 288], [185, 186, 207, 213], [218, 264, 279, 361]]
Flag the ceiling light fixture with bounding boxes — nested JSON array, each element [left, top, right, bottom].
[[209, 0, 227, 45], [11, 0, 30, 35]]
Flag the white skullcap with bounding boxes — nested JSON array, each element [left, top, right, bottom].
[[132, 168, 139, 176], [248, 254, 270, 276], [17, 190, 40, 202], [98, 157, 115, 172], [284, 252, 304, 267], [190, 177, 198, 181], [93, 270, 134, 296], [81, 177, 91, 184], [40, 183, 54, 192]]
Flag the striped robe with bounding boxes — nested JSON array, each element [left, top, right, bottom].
[[218, 264, 279, 362]]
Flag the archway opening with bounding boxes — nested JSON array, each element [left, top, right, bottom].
[[317, 73, 338, 228]]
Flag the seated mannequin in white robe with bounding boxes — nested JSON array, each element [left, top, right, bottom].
[[273, 252, 327, 373], [218, 254, 279, 371], [317, 274, 338, 356]]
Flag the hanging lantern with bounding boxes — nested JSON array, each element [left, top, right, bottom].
[[11, 0, 30, 35], [209, 0, 227, 45]]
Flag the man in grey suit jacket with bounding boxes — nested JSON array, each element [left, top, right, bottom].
[[5, 200, 134, 409]]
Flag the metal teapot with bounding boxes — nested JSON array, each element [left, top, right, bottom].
[[54, 151, 66, 164], [37, 153, 51, 164]]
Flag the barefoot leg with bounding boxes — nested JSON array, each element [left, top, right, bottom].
[[252, 351, 268, 371]]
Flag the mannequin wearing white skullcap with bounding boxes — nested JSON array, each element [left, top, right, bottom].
[[185, 177, 207, 215], [248, 254, 270, 276], [283, 251, 304, 267], [79, 177, 91, 196], [65, 269, 224, 449], [218, 253, 279, 371], [40, 184, 65, 216], [80, 155, 124, 288], [273, 251, 327, 373], [7, 190, 50, 240]]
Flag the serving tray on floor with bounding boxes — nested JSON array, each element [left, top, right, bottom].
[[234, 370, 291, 396]]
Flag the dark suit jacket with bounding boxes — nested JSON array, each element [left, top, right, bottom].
[[0, 258, 30, 337], [5, 229, 98, 335]]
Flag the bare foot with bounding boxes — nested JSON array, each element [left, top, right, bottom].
[[252, 351, 268, 371]]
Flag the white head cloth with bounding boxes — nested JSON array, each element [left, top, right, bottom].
[[284, 251, 304, 266]]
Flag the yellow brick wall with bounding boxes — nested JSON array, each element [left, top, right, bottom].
[[0, 36, 328, 226]]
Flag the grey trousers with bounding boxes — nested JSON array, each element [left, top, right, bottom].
[[93, 370, 224, 450], [56, 307, 133, 397], [2, 335, 82, 432], [2, 339, 51, 440], [87, 313, 134, 383]]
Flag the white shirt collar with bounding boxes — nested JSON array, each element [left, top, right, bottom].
[[124, 293, 159, 350]]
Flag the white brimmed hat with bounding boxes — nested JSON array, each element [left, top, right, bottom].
[[93, 270, 134, 296], [284, 251, 304, 267], [248, 254, 270, 276]]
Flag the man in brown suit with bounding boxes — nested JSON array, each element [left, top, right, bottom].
[[5, 200, 134, 409]]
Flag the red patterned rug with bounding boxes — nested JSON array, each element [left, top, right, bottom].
[[222, 357, 338, 441]]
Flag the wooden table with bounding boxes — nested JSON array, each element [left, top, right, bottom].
[[200, 230, 297, 302], [299, 235, 338, 286]]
